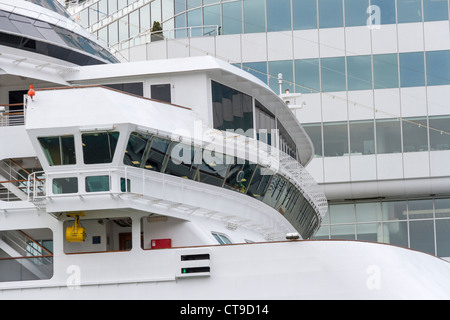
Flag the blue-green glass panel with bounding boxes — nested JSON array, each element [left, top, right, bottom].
[[397, 0, 422, 23], [436, 219, 450, 257], [268, 60, 294, 94], [294, 58, 320, 93], [373, 53, 399, 89], [399, 52, 425, 88], [187, 8, 202, 36], [318, 0, 344, 28], [410, 220, 435, 255], [426, 50, 450, 86], [243, 62, 268, 84], [347, 55, 372, 91], [292, 0, 317, 30], [244, 0, 266, 33], [370, 0, 396, 25], [175, 13, 187, 38], [429, 116, 450, 151], [187, 0, 201, 9], [222, 1, 242, 35], [321, 56, 346, 92], [323, 122, 349, 157], [267, 0, 291, 32], [345, 0, 370, 27], [175, 0, 185, 14], [402, 117, 429, 153], [86, 176, 110, 192], [423, 0, 449, 21], [203, 4, 221, 35]]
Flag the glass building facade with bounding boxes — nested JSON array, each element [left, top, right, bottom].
[[68, 0, 450, 257], [0, 2, 118, 65]]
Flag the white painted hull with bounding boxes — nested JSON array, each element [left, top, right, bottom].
[[2, 240, 449, 300]]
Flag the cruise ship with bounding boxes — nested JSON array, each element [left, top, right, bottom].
[[1, 0, 450, 300]]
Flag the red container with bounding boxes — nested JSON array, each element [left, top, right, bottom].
[[151, 238, 172, 249]]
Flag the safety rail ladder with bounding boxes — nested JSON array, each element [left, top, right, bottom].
[[0, 230, 53, 282]]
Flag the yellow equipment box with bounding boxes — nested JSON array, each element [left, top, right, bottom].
[[66, 216, 86, 242]]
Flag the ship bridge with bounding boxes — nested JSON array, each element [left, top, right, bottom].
[[25, 86, 327, 243]]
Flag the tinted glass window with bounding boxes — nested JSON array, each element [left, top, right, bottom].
[[397, 0, 422, 23], [53, 177, 78, 194], [321, 57, 346, 92], [347, 55, 372, 91], [151, 84, 171, 103], [303, 123, 323, 157], [187, 9, 202, 37], [243, 62, 268, 84], [373, 54, 399, 89], [376, 119, 402, 154], [204, 4, 221, 34], [244, 0, 266, 33], [350, 120, 375, 155], [197, 151, 230, 187], [429, 116, 450, 151], [267, 0, 291, 32], [426, 50, 450, 86], [410, 220, 435, 255], [106, 83, 144, 96], [224, 160, 256, 193], [292, 0, 317, 30], [187, 0, 202, 9], [222, 1, 242, 35], [269, 60, 294, 94], [38, 136, 76, 166], [345, 0, 370, 27], [370, 0, 396, 24], [323, 122, 349, 157], [318, 0, 344, 28], [82, 132, 120, 164], [124, 132, 152, 167], [144, 137, 172, 172], [263, 175, 287, 208], [423, 0, 449, 21], [247, 166, 274, 201], [402, 117, 428, 152], [165, 143, 201, 179], [212, 81, 253, 135], [295, 59, 320, 93], [0, 10, 117, 64], [399, 52, 425, 88], [86, 176, 110, 192]]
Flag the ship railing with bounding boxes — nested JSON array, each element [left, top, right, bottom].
[[27, 155, 327, 219], [27, 172, 46, 202], [0, 159, 37, 202], [0, 230, 53, 282], [0, 103, 25, 127]]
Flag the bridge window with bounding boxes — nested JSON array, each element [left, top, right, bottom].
[[212, 81, 253, 136], [124, 132, 152, 167], [144, 137, 172, 172], [164, 143, 201, 179], [82, 132, 120, 164], [224, 160, 256, 193], [52, 177, 78, 194], [38, 135, 76, 166], [86, 175, 110, 192], [197, 151, 231, 187]]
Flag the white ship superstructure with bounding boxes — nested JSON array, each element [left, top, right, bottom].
[[0, 0, 450, 300]]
